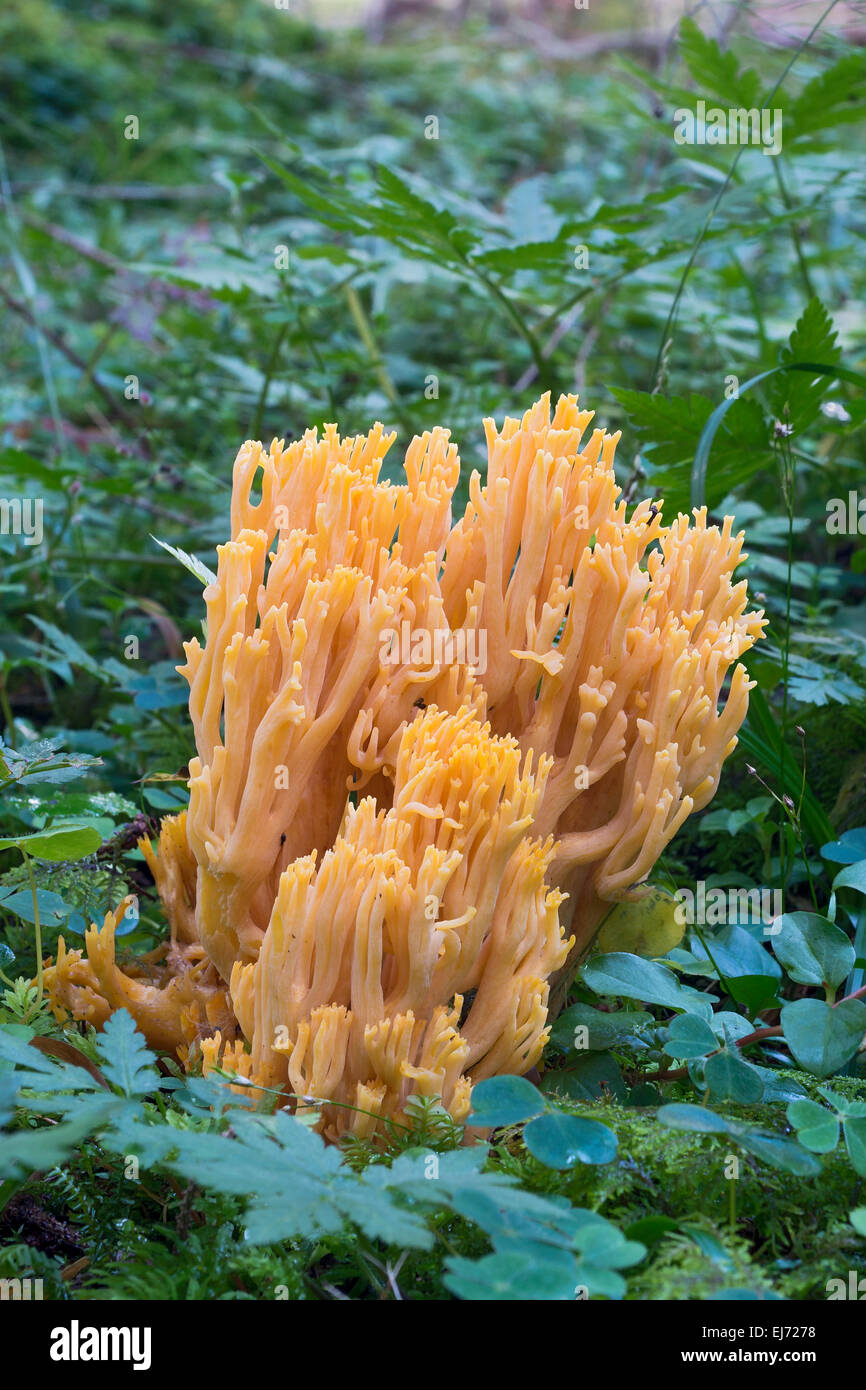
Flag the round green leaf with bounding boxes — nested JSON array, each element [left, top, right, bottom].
[[141, 787, 188, 812], [711, 1011, 756, 1045], [627, 1082, 661, 1107], [723, 974, 782, 1013], [549, 1002, 652, 1052], [663, 1013, 719, 1059], [0, 886, 73, 928], [444, 1250, 577, 1301], [834, 861, 866, 895], [582, 952, 711, 1015], [738, 1131, 822, 1176], [786, 1098, 840, 1152], [850, 1208, 866, 1236], [689, 924, 781, 982], [754, 1067, 807, 1105], [0, 823, 102, 862], [781, 998, 866, 1077], [571, 1263, 627, 1299], [468, 1075, 546, 1128], [843, 1116, 866, 1177], [822, 830, 866, 865], [523, 1112, 617, 1169], [574, 1224, 644, 1267], [772, 912, 854, 988], [625, 1215, 679, 1247], [540, 1051, 628, 1104], [656, 1103, 734, 1135], [703, 1050, 765, 1103]]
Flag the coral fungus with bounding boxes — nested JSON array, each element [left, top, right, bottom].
[[44, 394, 764, 1139]]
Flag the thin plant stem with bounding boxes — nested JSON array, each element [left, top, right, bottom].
[[773, 159, 815, 302], [0, 672, 16, 748], [344, 283, 414, 433], [779, 430, 795, 898], [21, 848, 43, 998], [251, 319, 290, 441]]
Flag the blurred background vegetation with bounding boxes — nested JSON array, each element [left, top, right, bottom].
[[0, 0, 865, 950]]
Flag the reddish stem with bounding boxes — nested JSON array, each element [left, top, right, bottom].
[[639, 982, 866, 1085]]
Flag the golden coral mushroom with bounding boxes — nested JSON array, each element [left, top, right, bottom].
[[138, 812, 197, 946], [42, 397, 763, 1139], [44, 897, 236, 1059], [224, 704, 570, 1138], [439, 395, 765, 993]]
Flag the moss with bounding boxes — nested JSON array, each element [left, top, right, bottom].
[[630, 1230, 775, 1301], [226, 1245, 310, 1301], [774, 1218, 866, 1300], [486, 1094, 866, 1299], [789, 1069, 866, 1100]]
